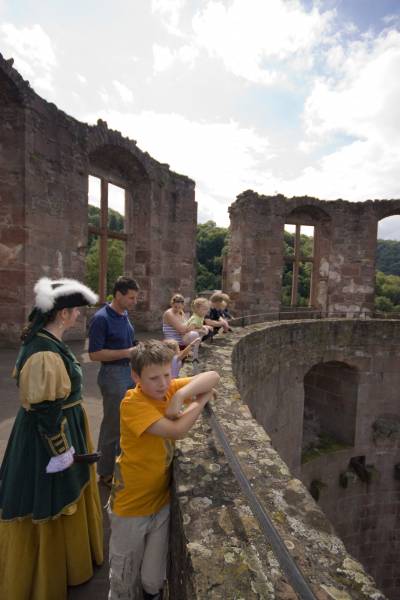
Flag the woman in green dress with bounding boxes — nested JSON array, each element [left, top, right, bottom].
[[0, 277, 104, 600]]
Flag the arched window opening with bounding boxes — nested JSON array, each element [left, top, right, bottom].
[[302, 361, 358, 464], [375, 215, 400, 315], [282, 224, 315, 307], [87, 175, 126, 301]]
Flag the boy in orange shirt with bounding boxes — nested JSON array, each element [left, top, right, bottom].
[[108, 340, 219, 600]]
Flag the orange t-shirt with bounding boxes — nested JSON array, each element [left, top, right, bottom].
[[110, 377, 191, 517]]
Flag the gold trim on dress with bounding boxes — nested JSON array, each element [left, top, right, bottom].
[[45, 418, 70, 455]]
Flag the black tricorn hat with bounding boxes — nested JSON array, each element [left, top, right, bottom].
[[34, 277, 98, 312]]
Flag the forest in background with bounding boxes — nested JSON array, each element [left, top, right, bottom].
[[86, 207, 400, 311]]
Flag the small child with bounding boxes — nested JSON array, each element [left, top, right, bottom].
[[204, 292, 231, 335], [108, 340, 219, 600], [163, 338, 199, 377], [186, 298, 213, 336], [185, 297, 213, 361]]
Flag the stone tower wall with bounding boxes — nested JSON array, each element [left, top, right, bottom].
[[224, 191, 400, 318]]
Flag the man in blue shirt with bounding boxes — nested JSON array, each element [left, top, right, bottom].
[[89, 276, 139, 486]]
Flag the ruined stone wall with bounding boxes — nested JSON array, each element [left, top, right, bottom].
[[225, 192, 285, 313], [0, 64, 27, 342], [232, 319, 400, 599], [170, 323, 388, 599], [223, 192, 400, 318], [0, 54, 196, 344]]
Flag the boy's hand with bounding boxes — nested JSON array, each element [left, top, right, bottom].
[[195, 389, 214, 407], [166, 386, 217, 420], [165, 390, 184, 420]]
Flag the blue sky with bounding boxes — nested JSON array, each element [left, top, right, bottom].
[[1, 0, 400, 238]]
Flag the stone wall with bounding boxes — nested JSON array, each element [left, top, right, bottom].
[[170, 321, 394, 599], [231, 319, 400, 599], [0, 53, 196, 345], [223, 191, 400, 318]]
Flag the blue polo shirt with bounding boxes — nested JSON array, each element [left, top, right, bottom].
[[88, 304, 135, 366]]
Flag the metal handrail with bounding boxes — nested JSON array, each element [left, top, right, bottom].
[[203, 402, 318, 600]]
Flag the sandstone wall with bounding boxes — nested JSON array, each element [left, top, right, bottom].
[[170, 321, 391, 599], [0, 54, 196, 345], [0, 61, 27, 342], [232, 319, 400, 599], [223, 192, 400, 318]]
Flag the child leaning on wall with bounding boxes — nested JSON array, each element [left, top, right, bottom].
[[163, 338, 199, 377], [204, 292, 231, 336], [108, 340, 219, 600], [185, 297, 214, 354]]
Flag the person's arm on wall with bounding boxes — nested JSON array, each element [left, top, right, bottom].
[[146, 390, 214, 440], [178, 338, 200, 361], [165, 371, 219, 419]]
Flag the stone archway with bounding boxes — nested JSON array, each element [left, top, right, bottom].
[[302, 360, 358, 461]]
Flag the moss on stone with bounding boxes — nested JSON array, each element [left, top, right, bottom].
[[302, 433, 351, 464]]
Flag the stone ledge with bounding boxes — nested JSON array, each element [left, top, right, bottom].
[[169, 320, 387, 599]]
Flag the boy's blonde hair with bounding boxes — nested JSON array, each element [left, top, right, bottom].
[[191, 297, 210, 312], [130, 340, 174, 375], [220, 293, 230, 303], [163, 339, 179, 353], [210, 292, 224, 303]]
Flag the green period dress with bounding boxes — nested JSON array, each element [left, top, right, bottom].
[[0, 330, 103, 600]]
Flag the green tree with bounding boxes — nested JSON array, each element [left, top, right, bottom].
[[281, 232, 314, 306], [376, 239, 400, 276], [375, 296, 394, 312], [375, 270, 400, 312], [196, 221, 228, 291], [87, 205, 125, 295], [86, 238, 124, 296], [87, 205, 124, 249]]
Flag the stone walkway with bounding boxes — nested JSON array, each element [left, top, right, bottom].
[[0, 333, 161, 600]]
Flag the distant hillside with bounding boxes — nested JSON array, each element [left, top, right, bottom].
[[376, 239, 400, 276]]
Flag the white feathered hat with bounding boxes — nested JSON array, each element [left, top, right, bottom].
[[34, 277, 98, 312]]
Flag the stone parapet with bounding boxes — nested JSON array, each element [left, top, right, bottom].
[[170, 320, 390, 599]]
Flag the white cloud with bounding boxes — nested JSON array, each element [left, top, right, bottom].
[[153, 44, 175, 72], [84, 108, 274, 226], [192, 0, 334, 84], [378, 216, 400, 240], [151, 0, 186, 36], [77, 73, 87, 84], [112, 80, 134, 104], [153, 43, 198, 72], [304, 29, 400, 141], [289, 27, 400, 206], [99, 89, 110, 105], [0, 23, 57, 92]]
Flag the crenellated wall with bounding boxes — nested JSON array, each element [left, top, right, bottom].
[[0, 53, 197, 345], [170, 320, 400, 599]]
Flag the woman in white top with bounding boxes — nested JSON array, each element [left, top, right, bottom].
[[162, 294, 201, 359]]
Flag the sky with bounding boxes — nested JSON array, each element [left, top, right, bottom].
[[1, 0, 400, 238]]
